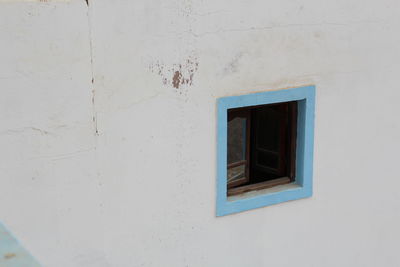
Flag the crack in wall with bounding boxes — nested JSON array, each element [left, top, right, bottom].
[[27, 148, 96, 161], [0, 127, 53, 136], [84, 0, 102, 196], [85, 0, 98, 136], [170, 20, 382, 38]]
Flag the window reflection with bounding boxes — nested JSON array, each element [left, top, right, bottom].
[[227, 117, 246, 164], [227, 115, 248, 187]]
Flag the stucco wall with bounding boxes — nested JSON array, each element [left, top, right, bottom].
[[1, 0, 400, 266]]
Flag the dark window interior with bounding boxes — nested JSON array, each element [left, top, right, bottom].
[[227, 101, 298, 196]]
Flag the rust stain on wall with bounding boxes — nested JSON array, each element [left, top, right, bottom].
[[149, 56, 199, 89]]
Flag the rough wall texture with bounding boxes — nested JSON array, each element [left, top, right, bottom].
[[1, 0, 400, 266]]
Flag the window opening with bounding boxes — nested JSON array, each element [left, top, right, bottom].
[[227, 101, 298, 196]]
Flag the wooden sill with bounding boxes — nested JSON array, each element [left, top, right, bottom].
[[227, 177, 291, 196], [227, 160, 247, 169]]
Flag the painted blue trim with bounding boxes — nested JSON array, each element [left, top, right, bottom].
[[0, 222, 42, 266], [217, 85, 316, 216]]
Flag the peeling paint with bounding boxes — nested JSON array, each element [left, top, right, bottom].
[[149, 56, 199, 89], [172, 70, 182, 89]]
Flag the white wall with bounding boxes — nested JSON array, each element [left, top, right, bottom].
[[1, 0, 400, 266]]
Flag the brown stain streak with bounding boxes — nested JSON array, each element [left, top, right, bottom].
[[172, 71, 182, 89], [4, 253, 16, 260]]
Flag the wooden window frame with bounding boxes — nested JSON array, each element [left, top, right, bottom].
[[226, 101, 298, 196], [227, 110, 251, 188]]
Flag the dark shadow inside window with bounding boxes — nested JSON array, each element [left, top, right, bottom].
[[227, 101, 298, 196]]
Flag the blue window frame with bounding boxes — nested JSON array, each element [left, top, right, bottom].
[[216, 85, 316, 216]]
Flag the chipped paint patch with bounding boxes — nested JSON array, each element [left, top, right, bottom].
[[0, 222, 41, 266], [149, 56, 199, 89]]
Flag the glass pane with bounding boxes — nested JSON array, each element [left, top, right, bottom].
[[227, 117, 247, 164], [227, 164, 246, 184]]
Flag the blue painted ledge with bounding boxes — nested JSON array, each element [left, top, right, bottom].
[[0, 222, 41, 267]]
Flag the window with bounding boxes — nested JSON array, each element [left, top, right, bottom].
[[227, 101, 297, 196], [216, 86, 315, 216]]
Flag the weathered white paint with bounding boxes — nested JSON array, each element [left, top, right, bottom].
[[0, 0, 399, 266]]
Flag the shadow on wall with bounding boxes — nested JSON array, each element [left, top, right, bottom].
[[0, 222, 41, 267]]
